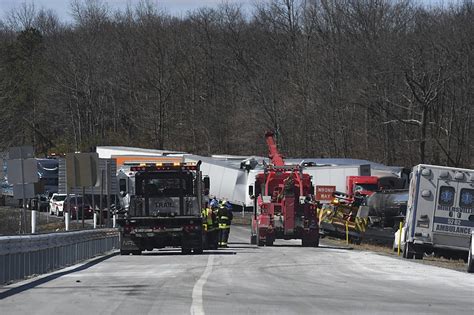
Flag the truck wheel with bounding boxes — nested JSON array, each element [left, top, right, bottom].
[[120, 250, 130, 255], [414, 252, 424, 260], [265, 236, 274, 246], [132, 250, 142, 255], [193, 247, 203, 254], [182, 247, 192, 255], [314, 237, 320, 247], [257, 229, 264, 247], [467, 241, 474, 273], [403, 242, 414, 259], [250, 235, 257, 245]]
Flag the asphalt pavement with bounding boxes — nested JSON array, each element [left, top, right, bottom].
[[0, 225, 473, 314]]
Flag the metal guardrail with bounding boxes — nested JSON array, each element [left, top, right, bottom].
[[0, 229, 119, 285]]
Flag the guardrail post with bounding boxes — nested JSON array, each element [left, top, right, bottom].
[[65, 214, 70, 231], [31, 210, 37, 234], [398, 221, 403, 256]]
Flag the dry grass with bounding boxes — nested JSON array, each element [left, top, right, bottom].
[[0, 206, 93, 235], [323, 235, 468, 272]]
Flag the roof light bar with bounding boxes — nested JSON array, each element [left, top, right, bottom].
[[130, 162, 198, 172]]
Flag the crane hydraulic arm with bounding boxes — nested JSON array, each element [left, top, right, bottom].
[[265, 131, 285, 166]]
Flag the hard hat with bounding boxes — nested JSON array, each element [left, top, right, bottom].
[[210, 199, 218, 208]]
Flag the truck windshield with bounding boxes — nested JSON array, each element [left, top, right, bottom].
[[354, 184, 378, 192], [135, 173, 193, 197]]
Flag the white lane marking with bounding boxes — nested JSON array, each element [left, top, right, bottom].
[[190, 255, 215, 315]]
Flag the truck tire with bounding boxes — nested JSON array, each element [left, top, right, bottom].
[[468, 240, 474, 273], [120, 250, 131, 255], [414, 250, 424, 260], [182, 247, 192, 255], [193, 247, 203, 255], [265, 236, 274, 246], [403, 242, 414, 259], [257, 229, 264, 247], [250, 234, 257, 245], [132, 250, 142, 255]]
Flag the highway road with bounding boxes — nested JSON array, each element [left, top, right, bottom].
[[1, 225, 473, 314]]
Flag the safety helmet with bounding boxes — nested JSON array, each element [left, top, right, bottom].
[[209, 199, 218, 208]]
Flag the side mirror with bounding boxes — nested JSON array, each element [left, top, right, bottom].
[[203, 176, 210, 190], [250, 195, 255, 200], [248, 185, 254, 197], [120, 191, 127, 198]]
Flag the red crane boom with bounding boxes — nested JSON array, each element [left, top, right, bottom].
[[265, 131, 285, 166]]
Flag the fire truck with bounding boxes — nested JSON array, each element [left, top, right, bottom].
[[116, 161, 211, 255], [250, 132, 320, 247]]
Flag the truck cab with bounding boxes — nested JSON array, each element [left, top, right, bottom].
[[116, 162, 209, 255], [346, 176, 379, 196]]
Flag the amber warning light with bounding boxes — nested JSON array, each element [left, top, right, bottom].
[[131, 163, 197, 172]]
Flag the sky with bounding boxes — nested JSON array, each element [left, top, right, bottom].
[[0, 0, 254, 22], [0, 0, 462, 23]]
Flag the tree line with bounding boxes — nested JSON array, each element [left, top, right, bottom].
[[0, 0, 472, 168]]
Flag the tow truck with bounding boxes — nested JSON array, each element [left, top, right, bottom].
[[116, 161, 211, 255], [250, 131, 320, 247]]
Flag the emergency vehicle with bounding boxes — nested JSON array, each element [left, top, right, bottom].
[[395, 164, 474, 260]]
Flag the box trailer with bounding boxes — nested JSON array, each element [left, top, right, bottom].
[[185, 155, 261, 210], [304, 165, 371, 202]]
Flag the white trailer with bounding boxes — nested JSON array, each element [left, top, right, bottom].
[[96, 146, 185, 159], [184, 155, 262, 210], [305, 165, 368, 192], [397, 164, 474, 260]]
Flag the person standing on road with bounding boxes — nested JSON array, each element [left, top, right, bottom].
[[202, 202, 218, 250], [224, 201, 233, 243], [217, 202, 232, 248]]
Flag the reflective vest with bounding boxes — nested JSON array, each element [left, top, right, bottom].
[[217, 208, 231, 229], [202, 207, 215, 231]]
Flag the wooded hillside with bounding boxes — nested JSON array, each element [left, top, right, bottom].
[[0, 0, 472, 168]]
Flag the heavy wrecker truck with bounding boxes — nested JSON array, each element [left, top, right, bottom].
[[250, 131, 320, 247], [116, 161, 212, 255]]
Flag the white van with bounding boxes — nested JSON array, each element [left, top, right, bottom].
[[395, 164, 474, 259]]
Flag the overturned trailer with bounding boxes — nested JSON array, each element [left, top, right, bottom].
[[184, 155, 262, 210]]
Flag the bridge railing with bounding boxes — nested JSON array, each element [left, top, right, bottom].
[[0, 229, 119, 285]]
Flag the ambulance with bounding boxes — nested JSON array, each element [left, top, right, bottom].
[[395, 164, 474, 260]]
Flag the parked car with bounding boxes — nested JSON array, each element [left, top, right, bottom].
[[26, 194, 49, 212], [49, 193, 68, 216], [64, 196, 93, 219]]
